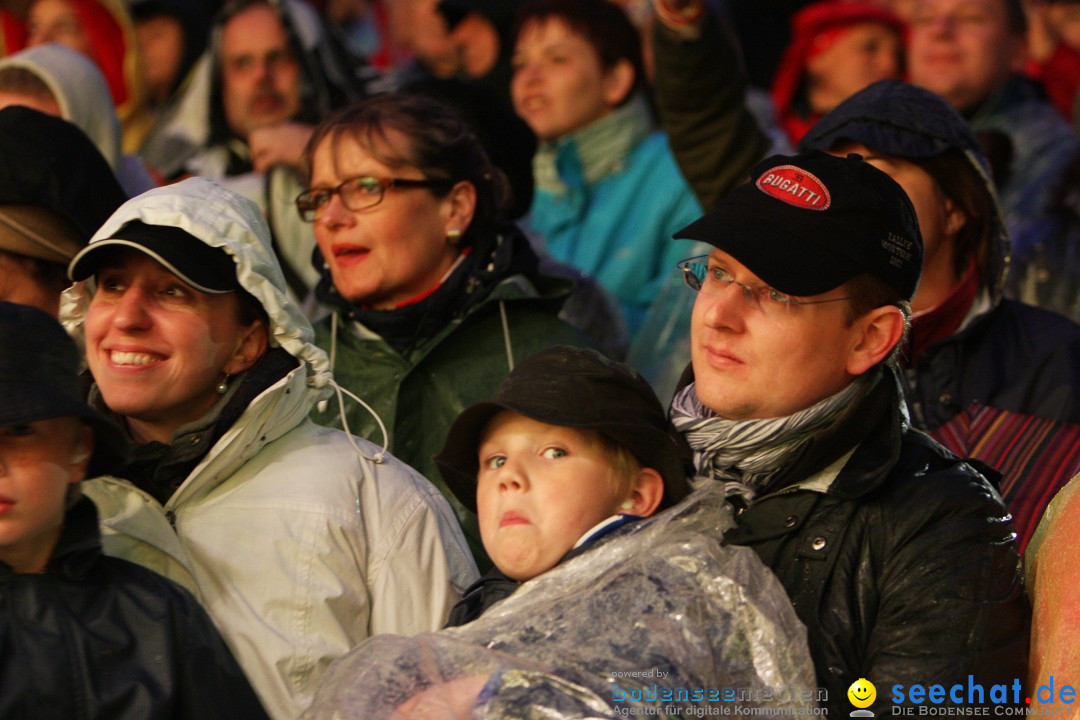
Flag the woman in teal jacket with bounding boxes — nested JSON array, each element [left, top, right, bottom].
[[511, 0, 702, 336]]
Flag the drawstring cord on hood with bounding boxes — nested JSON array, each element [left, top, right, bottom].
[[316, 309, 389, 464], [499, 300, 514, 372], [325, 375, 388, 464], [316, 299, 513, 460], [328, 309, 339, 375]]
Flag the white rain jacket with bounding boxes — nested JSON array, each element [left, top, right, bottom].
[[60, 178, 478, 720], [0, 43, 156, 196]]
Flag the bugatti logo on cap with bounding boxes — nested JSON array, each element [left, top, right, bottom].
[[755, 165, 831, 211]]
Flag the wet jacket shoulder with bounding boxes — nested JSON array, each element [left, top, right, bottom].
[[651, 8, 770, 211], [911, 299, 1080, 429], [910, 298, 1080, 549], [723, 373, 1030, 715], [312, 226, 593, 562], [0, 497, 268, 720]]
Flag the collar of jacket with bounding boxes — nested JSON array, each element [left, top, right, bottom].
[[768, 368, 907, 500], [674, 365, 909, 501], [0, 496, 102, 581], [533, 92, 655, 194], [93, 348, 298, 506], [318, 224, 574, 340]]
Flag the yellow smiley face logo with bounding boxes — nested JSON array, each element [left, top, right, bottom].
[[848, 678, 876, 708]]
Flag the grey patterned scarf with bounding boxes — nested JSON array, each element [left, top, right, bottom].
[[670, 373, 877, 505]]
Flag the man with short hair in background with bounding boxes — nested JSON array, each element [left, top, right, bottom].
[[142, 0, 368, 303], [908, 0, 1080, 317]]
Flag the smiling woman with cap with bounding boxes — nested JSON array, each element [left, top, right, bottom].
[[61, 177, 476, 720]]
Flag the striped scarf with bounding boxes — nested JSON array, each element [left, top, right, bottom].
[[670, 373, 876, 504]]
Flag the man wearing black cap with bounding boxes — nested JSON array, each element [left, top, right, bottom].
[[670, 151, 1029, 714], [0, 301, 268, 720]]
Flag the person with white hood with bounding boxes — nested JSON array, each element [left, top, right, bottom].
[[61, 177, 478, 720], [0, 43, 157, 196]]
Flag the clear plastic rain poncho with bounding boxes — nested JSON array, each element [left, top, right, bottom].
[[305, 483, 818, 720]]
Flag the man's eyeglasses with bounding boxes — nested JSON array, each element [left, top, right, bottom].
[[678, 256, 849, 315], [296, 176, 455, 222]]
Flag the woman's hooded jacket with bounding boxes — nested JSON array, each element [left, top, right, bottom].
[[60, 178, 478, 720]]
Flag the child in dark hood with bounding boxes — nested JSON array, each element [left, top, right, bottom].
[[0, 301, 268, 720]]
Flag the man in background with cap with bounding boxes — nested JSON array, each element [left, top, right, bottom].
[[670, 150, 1029, 714], [0, 105, 126, 317], [800, 79, 1080, 554]]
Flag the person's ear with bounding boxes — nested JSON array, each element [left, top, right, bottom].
[[943, 197, 967, 239], [225, 319, 268, 376], [845, 305, 905, 376], [442, 180, 477, 244], [602, 58, 635, 108], [69, 423, 94, 482], [620, 467, 664, 517]]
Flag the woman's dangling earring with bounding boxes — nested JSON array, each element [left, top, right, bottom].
[[447, 228, 462, 245], [216, 374, 231, 395]]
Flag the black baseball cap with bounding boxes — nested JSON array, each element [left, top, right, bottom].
[[436, 346, 692, 513], [68, 220, 241, 293], [675, 150, 923, 300]]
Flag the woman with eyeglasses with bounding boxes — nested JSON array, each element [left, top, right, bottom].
[[298, 92, 592, 565]]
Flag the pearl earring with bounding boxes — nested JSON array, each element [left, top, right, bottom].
[[216, 374, 231, 395]]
